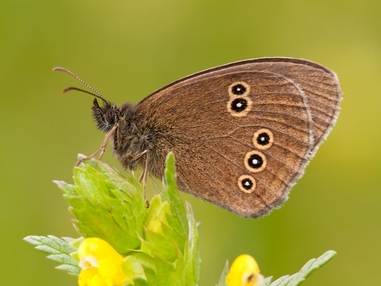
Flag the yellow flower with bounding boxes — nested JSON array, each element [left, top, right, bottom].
[[226, 254, 264, 286], [77, 238, 126, 286]]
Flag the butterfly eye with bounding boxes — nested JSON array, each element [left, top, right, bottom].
[[238, 175, 256, 193], [253, 128, 274, 150], [229, 81, 250, 96], [244, 150, 267, 173]]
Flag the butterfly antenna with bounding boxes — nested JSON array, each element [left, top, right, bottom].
[[53, 67, 109, 105]]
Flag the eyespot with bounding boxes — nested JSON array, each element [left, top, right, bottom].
[[244, 150, 267, 173], [238, 175, 256, 193], [253, 128, 274, 150], [229, 81, 250, 97], [227, 97, 252, 117], [231, 98, 247, 111]]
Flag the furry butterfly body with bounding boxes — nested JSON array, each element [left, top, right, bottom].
[[60, 57, 342, 218]]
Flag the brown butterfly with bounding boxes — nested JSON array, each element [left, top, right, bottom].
[[54, 57, 341, 218]]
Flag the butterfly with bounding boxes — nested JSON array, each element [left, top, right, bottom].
[[54, 57, 341, 218]]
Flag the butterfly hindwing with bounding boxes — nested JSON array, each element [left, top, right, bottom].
[[136, 70, 313, 217]]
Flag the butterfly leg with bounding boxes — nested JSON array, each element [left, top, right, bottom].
[[142, 151, 149, 206], [130, 150, 150, 206], [75, 123, 119, 166]]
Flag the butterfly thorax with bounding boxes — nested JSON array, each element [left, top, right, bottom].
[[92, 99, 163, 173]]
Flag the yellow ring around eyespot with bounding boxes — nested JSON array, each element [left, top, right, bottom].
[[228, 81, 251, 97], [244, 150, 267, 173], [238, 175, 256, 194], [253, 128, 274, 150], [227, 96, 253, 117]]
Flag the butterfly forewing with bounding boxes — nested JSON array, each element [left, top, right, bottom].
[[136, 70, 313, 217]]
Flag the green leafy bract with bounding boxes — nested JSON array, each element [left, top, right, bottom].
[[23, 235, 80, 276], [25, 153, 201, 285]]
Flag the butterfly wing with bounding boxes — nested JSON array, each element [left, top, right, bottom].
[[226, 58, 342, 155], [141, 58, 342, 155], [134, 58, 341, 218]]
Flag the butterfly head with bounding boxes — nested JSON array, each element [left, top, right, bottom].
[[92, 98, 120, 132], [52, 67, 125, 133]]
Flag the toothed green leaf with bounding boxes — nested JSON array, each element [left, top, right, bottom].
[[29, 153, 201, 285], [264, 250, 336, 286], [24, 235, 80, 276]]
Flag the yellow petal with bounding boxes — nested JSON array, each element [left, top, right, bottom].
[[77, 238, 126, 286], [98, 259, 125, 286], [226, 254, 264, 286], [78, 238, 124, 265], [79, 268, 107, 286]]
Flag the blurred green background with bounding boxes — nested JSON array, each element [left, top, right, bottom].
[[1, 1, 380, 285]]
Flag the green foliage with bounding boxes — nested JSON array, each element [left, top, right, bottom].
[[215, 251, 336, 286], [25, 153, 201, 285], [216, 261, 229, 286], [263, 250, 336, 286], [24, 153, 335, 286], [54, 159, 147, 254], [23, 235, 80, 276]]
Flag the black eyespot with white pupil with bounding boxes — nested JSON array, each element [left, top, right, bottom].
[[244, 151, 267, 173], [253, 129, 274, 150], [257, 132, 270, 146], [231, 84, 247, 95], [231, 98, 248, 112], [248, 154, 264, 169], [238, 175, 256, 193], [242, 178, 253, 190]]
